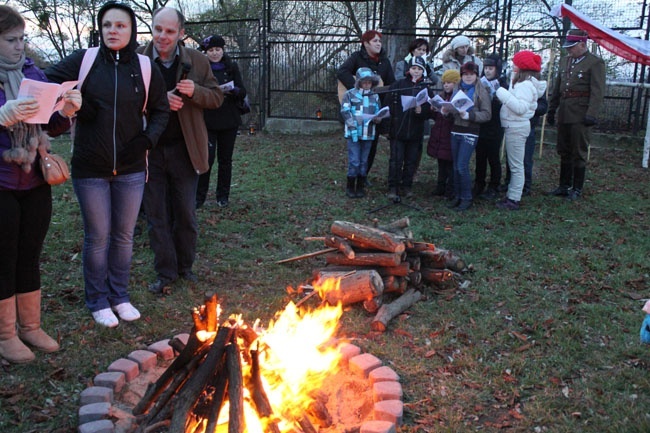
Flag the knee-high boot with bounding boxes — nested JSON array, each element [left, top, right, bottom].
[[17, 290, 59, 353], [356, 176, 366, 198], [346, 177, 356, 198], [548, 162, 572, 196], [0, 296, 35, 363], [568, 166, 586, 201]]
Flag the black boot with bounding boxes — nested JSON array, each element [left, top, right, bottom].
[[346, 177, 356, 198], [567, 166, 585, 201], [356, 176, 366, 198], [548, 162, 573, 196]]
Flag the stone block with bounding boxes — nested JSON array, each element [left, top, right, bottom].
[[147, 339, 174, 360], [78, 402, 111, 424], [349, 353, 382, 378], [127, 349, 157, 372], [374, 400, 403, 425], [373, 381, 403, 402], [78, 419, 114, 433], [79, 387, 113, 405], [360, 420, 396, 433], [93, 372, 125, 393], [368, 366, 399, 384], [107, 358, 139, 382]]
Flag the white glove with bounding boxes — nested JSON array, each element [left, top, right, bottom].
[[59, 89, 82, 118], [0, 98, 39, 127]]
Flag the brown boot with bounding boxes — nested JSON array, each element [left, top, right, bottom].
[[16, 291, 59, 353], [0, 296, 35, 363]]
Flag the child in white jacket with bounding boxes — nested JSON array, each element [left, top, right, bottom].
[[494, 50, 547, 210]]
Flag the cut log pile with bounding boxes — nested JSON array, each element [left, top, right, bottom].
[[131, 293, 330, 433], [280, 218, 469, 332]]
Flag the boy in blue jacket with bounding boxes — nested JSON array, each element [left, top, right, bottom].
[[340, 67, 382, 198]]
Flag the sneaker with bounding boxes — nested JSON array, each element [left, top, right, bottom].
[[112, 302, 141, 322], [92, 308, 119, 328], [496, 198, 520, 210], [216, 199, 229, 208]]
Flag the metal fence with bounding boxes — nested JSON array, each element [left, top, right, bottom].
[[179, 0, 650, 134]]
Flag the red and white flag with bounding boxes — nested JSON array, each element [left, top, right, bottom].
[[552, 3, 650, 65]]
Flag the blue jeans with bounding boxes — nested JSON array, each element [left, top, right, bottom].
[[451, 133, 478, 201], [347, 138, 372, 177], [73, 172, 145, 312], [144, 142, 199, 282]]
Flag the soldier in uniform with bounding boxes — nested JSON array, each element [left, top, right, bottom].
[[546, 29, 606, 201]]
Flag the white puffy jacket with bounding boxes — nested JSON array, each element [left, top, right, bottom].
[[495, 77, 547, 128]]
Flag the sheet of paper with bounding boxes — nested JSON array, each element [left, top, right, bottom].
[[219, 81, 235, 91], [450, 89, 474, 112], [360, 106, 390, 121], [428, 94, 446, 109], [18, 78, 78, 124]]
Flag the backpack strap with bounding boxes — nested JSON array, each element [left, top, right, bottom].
[[137, 53, 151, 113], [77, 47, 99, 91], [78, 47, 151, 113]]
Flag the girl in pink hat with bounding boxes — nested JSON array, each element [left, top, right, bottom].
[[493, 50, 547, 210]]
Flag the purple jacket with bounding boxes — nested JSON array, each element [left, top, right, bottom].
[[427, 91, 454, 161], [0, 58, 71, 191]]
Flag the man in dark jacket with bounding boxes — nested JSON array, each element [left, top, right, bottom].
[[547, 29, 606, 201], [336, 30, 395, 184], [139, 7, 223, 294]]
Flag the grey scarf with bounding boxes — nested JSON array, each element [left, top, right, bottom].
[[0, 52, 44, 173]]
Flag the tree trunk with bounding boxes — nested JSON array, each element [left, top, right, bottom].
[[382, 0, 417, 67]]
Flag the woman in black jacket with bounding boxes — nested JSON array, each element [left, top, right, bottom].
[[45, 1, 169, 328], [196, 35, 247, 209]]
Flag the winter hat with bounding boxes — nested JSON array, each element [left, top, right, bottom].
[[201, 35, 225, 51], [409, 56, 428, 77], [441, 69, 460, 84], [450, 35, 471, 50], [512, 50, 542, 72], [355, 67, 380, 88], [562, 29, 588, 48], [483, 53, 503, 71], [460, 61, 479, 76]]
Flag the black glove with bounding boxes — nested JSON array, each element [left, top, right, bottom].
[[546, 111, 555, 126], [583, 115, 597, 127], [120, 134, 151, 165]]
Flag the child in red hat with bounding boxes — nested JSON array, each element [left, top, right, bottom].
[[493, 50, 547, 210]]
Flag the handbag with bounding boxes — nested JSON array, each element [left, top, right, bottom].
[[38, 146, 70, 185], [236, 95, 251, 115]]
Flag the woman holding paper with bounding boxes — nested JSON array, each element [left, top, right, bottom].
[[0, 4, 81, 363], [493, 50, 546, 211], [445, 62, 491, 212], [45, 1, 169, 328], [196, 35, 248, 209]]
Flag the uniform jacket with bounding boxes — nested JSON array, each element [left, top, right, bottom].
[[1, 59, 71, 190], [203, 54, 246, 131], [548, 51, 606, 124], [138, 42, 224, 174], [450, 82, 492, 135], [427, 90, 454, 161], [496, 77, 547, 128], [336, 45, 395, 90], [441, 48, 484, 76], [340, 88, 381, 141], [387, 77, 432, 141]]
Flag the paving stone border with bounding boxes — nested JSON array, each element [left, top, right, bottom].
[[77, 334, 403, 433]]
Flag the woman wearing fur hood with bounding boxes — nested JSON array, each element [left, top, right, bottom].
[[441, 35, 484, 76], [494, 50, 547, 211]]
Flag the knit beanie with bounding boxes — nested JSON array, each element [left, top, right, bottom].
[[409, 56, 427, 77], [441, 69, 460, 84], [460, 62, 479, 76], [512, 50, 542, 72], [450, 35, 471, 50], [201, 35, 225, 51]]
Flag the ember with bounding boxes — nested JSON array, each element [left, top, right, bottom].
[[131, 293, 349, 433]]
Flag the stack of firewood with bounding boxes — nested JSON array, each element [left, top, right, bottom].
[[279, 218, 468, 332]]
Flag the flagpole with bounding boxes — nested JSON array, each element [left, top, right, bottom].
[[540, 40, 556, 158]]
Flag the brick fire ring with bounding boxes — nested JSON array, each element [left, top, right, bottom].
[[77, 334, 404, 433]]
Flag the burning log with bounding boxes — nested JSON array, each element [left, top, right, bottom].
[[247, 348, 281, 433], [314, 270, 384, 306], [371, 288, 423, 333], [325, 251, 404, 267], [227, 343, 245, 433], [330, 220, 405, 254]]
